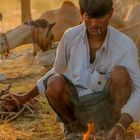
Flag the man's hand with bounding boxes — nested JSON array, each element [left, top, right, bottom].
[[5, 94, 26, 107], [106, 125, 125, 140], [106, 113, 134, 140], [5, 86, 40, 107], [1, 94, 26, 112]]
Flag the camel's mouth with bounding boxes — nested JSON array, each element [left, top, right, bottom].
[[41, 42, 57, 52]]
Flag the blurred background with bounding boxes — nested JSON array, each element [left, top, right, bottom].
[[0, 0, 139, 32], [0, 0, 79, 32], [0, 0, 140, 32], [0, 1, 140, 139]]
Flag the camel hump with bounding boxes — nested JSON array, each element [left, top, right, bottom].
[[40, 1, 81, 41], [62, 0, 76, 7]]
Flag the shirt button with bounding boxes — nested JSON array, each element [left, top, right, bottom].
[[98, 81, 102, 85]]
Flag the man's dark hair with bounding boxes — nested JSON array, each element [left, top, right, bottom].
[[79, 0, 113, 18]]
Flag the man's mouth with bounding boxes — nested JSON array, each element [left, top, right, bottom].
[[89, 28, 102, 35]]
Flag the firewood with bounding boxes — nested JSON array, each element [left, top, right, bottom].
[[0, 85, 42, 123]]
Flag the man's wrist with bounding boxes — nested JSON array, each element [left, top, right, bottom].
[[117, 113, 134, 130], [115, 122, 127, 134]]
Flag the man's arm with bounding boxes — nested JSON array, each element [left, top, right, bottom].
[[107, 42, 140, 139], [20, 86, 40, 104], [117, 113, 134, 131], [7, 86, 40, 106], [7, 30, 69, 106], [107, 113, 133, 140]]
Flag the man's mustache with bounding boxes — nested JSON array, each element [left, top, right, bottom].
[[88, 26, 102, 35]]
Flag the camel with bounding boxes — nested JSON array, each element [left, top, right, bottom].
[[40, 1, 82, 41], [113, 1, 128, 19], [110, 14, 126, 29], [0, 19, 55, 56], [125, 3, 140, 25], [119, 21, 140, 57]]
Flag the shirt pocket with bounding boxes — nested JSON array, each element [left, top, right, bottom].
[[90, 70, 107, 92]]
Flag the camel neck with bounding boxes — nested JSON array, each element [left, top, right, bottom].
[[4, 25, 32, 50]]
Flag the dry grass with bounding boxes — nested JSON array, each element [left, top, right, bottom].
[[0, 123, 33, 140], [0, 44, 64, 139], [0, 81, 64, 139], [0, 0, 140, 139]]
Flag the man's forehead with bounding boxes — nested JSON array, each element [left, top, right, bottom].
[[84, 10, 112, 18]]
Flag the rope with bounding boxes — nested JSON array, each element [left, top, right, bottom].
[[0, 33, 10, 59], [8, 22, 39, 78]]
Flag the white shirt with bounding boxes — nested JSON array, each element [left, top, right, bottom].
[[37, 23, 140, 121]]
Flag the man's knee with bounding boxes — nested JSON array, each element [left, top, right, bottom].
[[46, 74, 65, 99], [110, 65, 131, 84], [108, 65, 132, 108]]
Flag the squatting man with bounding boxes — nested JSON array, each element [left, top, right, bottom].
[[6, 0, 140, 140]]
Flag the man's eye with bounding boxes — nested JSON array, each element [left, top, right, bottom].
[[86, 16, 91, 19], [84, 14, 92, 19], [98, 16, 106, 19]]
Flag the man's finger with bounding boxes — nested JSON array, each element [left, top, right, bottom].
[[116, 133, 125, 140], [106, 134, 116, 140]]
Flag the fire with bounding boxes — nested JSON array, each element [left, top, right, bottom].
[[82, 123, 96, 140]]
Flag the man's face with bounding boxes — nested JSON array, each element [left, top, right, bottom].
[[82, 9, 113, 36]]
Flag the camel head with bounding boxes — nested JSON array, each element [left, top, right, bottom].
[[25, 19, 55, 53]]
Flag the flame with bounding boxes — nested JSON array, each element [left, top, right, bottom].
[[82, 123, 96, 140]]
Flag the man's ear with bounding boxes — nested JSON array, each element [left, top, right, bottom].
[[109, 7, 114, 18], [79, 9, 84, 19]]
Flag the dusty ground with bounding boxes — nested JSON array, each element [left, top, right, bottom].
[[0, 0, 140, 139], [0, 45, 64, 140], [0, 1, 80, 139]]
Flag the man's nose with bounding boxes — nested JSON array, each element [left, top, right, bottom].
[[90, 18, 102, 26]]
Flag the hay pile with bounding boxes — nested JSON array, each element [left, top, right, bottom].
[[0, 123, 33, 140]]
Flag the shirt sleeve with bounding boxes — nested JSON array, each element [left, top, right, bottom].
[[37, 68, 55, 96], [121, 42, 140, 122], [53, 31, 69, 73], [37, 31, 69, 96]]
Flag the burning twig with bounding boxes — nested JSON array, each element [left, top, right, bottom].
[[82, 122, 96, 140]]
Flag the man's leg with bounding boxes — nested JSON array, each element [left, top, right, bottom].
[[106, 65, 133, 121], [45, 74, 77, 124]]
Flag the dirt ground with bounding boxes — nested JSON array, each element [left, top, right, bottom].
[[0, 0, 140, 139], [0, 1, 79, 139], [0, 44, 64, 140]]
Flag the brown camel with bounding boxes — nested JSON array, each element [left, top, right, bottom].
[[40, 1, 82, 41], [125, 3, 140, 25], [119, 21, 140, 56], [110, 14, 126, 29]]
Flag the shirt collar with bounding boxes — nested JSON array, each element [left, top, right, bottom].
[[102, 26, 110, 51], [82, 24, 110, 51]]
